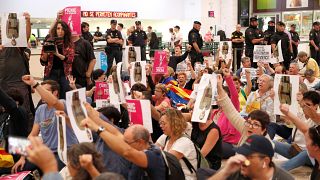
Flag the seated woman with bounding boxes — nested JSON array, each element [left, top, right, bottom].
[[67, 142, 105, 180], [156, 109, 197, 180], [152, 84, 171, 113]]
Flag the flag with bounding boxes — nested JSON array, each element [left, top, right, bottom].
[[161, 76, 192, 105]]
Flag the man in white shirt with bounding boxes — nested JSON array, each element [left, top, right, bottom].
[[117, 23, 126, 49], [174, 25, 183, 47]]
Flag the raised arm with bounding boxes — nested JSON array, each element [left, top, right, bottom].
[[280, 104, 309, 134], [223, 68, 239, 110]]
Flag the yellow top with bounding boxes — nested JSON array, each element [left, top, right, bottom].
[[238, 90, 247, 112], [306, 58, 320, 77]]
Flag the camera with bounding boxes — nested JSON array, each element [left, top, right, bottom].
[[43, 37, 64, 53]]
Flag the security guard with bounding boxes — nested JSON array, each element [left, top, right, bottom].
[[263, 20, 275, 45], [271, 21, 291, 70], [128, 21, 148, 61], [231, 24, 244, 71], [105, 19, 123, 75], [188, 21, 203, 68], [289, 24, 300, 60], [309, 21, 320, 64], [245, 17, 264, 67]]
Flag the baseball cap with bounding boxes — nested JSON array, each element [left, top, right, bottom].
[[194, 21, 201, 25], [234, 135, 274, 158], [110, 19, 117, 24], [250, 17, 258, 22], [135, 21, 141, 25]]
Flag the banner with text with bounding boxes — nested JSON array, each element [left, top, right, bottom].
[[152, 51, 168, 74], [253, 45, 271, 62], [126, 99, 153, 133], [61, 6, 81, 35]]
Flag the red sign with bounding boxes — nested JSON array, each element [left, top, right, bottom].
[[152, 51, 168, 74], [94, 82, 109, 101], [208, 11, 214, 17], [81, 11, 138, 18]]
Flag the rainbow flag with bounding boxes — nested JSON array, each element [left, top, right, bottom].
[[161, 77, 192, 105]]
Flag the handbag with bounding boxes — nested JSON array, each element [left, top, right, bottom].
[[289, 128, 302, 158]]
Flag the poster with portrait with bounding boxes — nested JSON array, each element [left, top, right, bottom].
[[152, 51, 168, 74], [273, 74, 300, 116], [94, 82, 109, 101], [122, 46, 141, 70], [191, 74, 217, 123], [286, 0, 308, 8], [240, 68, 257, 82], [126, 99, 153, 133], [1, 12, 27, 47], [57, 115, 67, 164], [272, 40, 284, 63], [66, 88, 93, 143], [253, 45, 271, 63], [219, 41, 232, 60], [109, 62, 126, 105], [94, 51, 108, 71], [61, 6, 81, 35], [130, 61, 147, 87]]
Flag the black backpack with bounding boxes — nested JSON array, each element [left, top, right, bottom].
[[160, 150, 185, 180]]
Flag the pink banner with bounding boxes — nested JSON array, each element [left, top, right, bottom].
[[61, 6, 81, 35], [94, 82, 109, 101], [1, 171, 31, 180], [126, 99, 143, 125], [152, 51, 168, 74]]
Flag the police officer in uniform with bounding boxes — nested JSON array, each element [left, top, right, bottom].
[[263, 20, 275, 45], [245, 17, 264, 68], [289, 24, 300, 60], [188, 21, 203, 68], [128, 21, 148, 61], [105, 19, 123, 75], [231, 24, 244, 71], [271, 21, 291, 70], [309, 22, 320, 64]]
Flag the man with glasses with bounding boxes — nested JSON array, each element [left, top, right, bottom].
[[128, 21, 148, 61], [105, 19, 123, 76], [209, 135, 294, 180]]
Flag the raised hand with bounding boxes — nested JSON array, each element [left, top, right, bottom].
[[22, 75, 36, 86], [79, 154, 94, 170], [222, 68, 231, 77]]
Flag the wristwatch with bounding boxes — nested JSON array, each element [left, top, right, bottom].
[[96, 126, 105, 136]]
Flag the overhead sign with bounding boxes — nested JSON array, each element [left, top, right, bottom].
[[81, 11, 138, 18]]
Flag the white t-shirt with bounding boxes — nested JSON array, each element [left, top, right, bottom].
[[304, 78, 320, 90], [156, 135, 197, 180], [175, 32, 183, 46]]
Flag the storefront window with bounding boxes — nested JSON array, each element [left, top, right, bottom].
[[282, 11, 313, 37]]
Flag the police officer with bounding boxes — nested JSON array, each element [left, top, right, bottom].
[[289, 24, 300, 60], [245, 17, 264, 68], [271, 21, 291, 70], [105, 19, 123, 75], [188, 21, 203, 68], [309, 21, 320, 64], [81, 22, 94, 47], [231, 24, 244, 71], [128, 21, 148, 61], [263, 20, 275, 45]]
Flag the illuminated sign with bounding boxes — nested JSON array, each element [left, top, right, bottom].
[[81, 11, 138, 18]]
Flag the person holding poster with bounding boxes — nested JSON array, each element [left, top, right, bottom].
[[271, 21, 292, 70]]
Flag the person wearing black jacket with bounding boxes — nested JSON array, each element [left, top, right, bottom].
[[168, 45, 192, 71], [148, 32, 159, 59]]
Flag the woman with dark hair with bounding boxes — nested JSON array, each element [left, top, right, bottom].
[[67, 142, 105, 180], [40, 20, 75, 99], [148, 32, 159, 59]]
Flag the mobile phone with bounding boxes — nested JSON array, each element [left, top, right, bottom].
[[8, 136, 30, 156]]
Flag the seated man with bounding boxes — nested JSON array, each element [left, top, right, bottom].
[[236, 57, 251, 78], [12, 76, 78, 173], [298, 51, 319, 77]]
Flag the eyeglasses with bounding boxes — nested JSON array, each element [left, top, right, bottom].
[[125, 139, 140, 145], [244, 121, 262, 129]]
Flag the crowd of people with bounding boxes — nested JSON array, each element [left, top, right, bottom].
[[1, 9, 320, 180]]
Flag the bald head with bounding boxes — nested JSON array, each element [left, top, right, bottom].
[[126, 125, 150, 144]]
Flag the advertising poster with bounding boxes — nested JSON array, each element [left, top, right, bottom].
[[94, 51, 108, 71], [1, 12, 27, 47], [126, 99, 153, 133], [253, 45, 271, 63], [66, 88, 93, 143], [122, 46, 141, 70], [94, 82, 109, 101], [191, 74, 217, 123], [273, 74, 300, 116], [61, 6, 81, 35], [130, 61, 147, 87], [152, 51, 168, 74], [57, 115, 67, 164]]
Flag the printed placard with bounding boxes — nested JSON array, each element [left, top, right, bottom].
[[130, 61, 147, 87], [191, 74, 217, 123], [66, 88, 93, 143], [1, 171, 32, 180], [96, 99, 121, 112], [1, 13, 27, 47], [94, 51, 108, 71], [109, 62, 126, 104], [57, 115, 67, 164], [122, 46, 141, 70], [241, 68, 257, 82], [273, 74, 300, 116], [219, 41, 232, 60], [94, 82, 109, 101], [253, 45, 271, 62], [126, 99, 153, 133], [61, 6, 81, 35], [152, 51, 168, 74], [273, 40, 284, 63]]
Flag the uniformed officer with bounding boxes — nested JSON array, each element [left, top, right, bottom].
[[231, 24, 244, 71], [289, 24, 300, 60], [271, 21, 291, 70], [309, 21, 320, 64], [105, 19, 123, 75], [128, 21, 148, 61], [188, 21, 203, 68], [263, 20, 275, 45], [81, 22, 94, 47], [245, 17, 264, 68]]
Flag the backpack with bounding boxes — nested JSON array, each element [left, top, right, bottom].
[[160, 150, 185, 180]]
